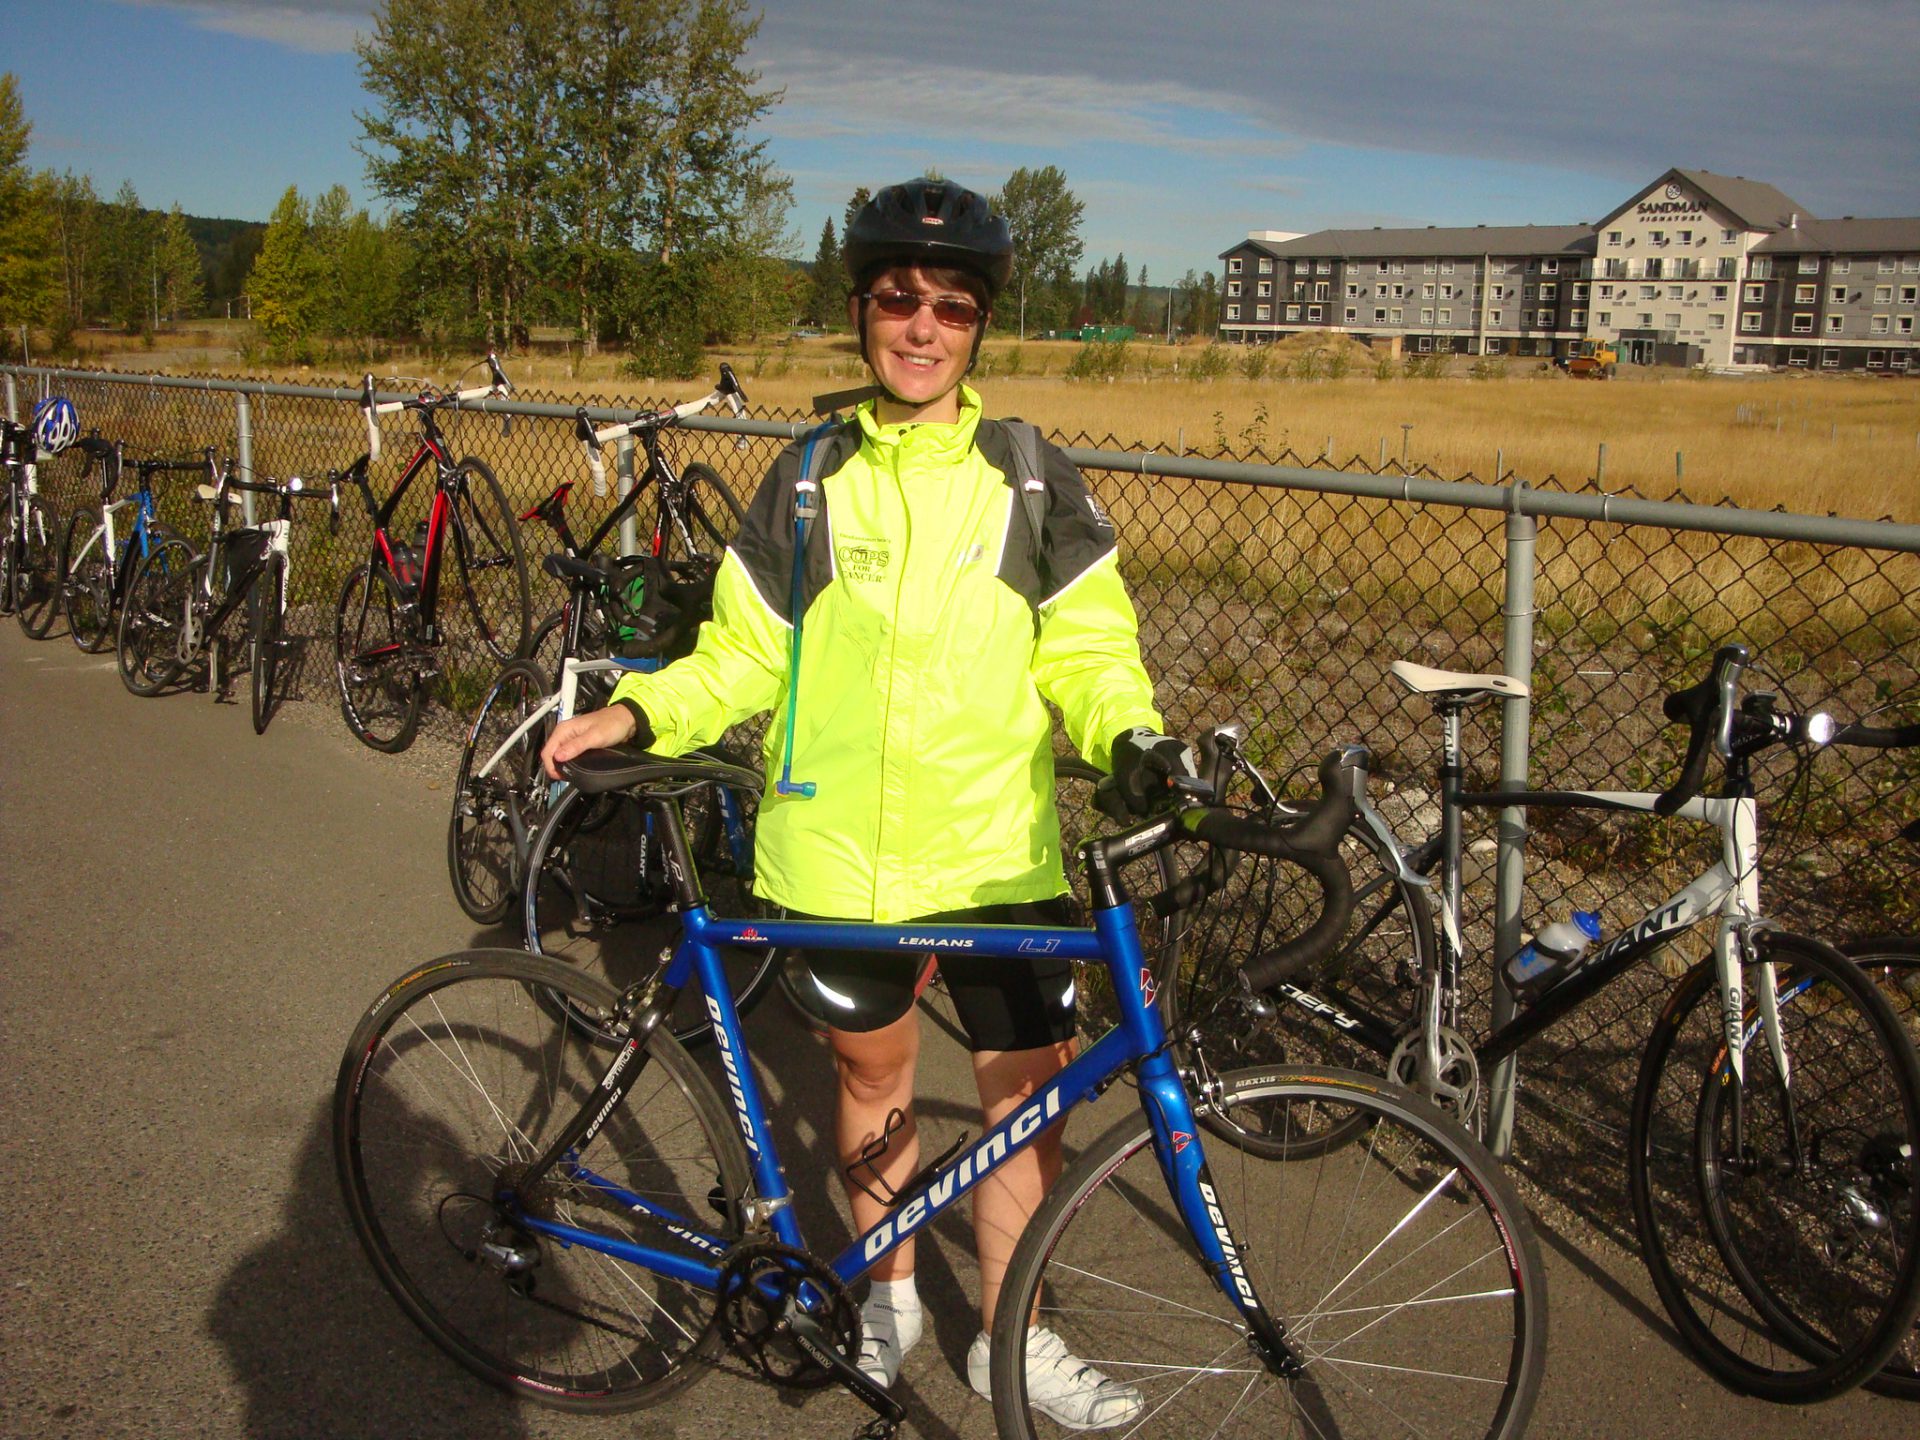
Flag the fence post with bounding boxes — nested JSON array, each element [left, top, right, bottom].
[[1486, 478, 1537, 1160], [4, 371, 16, 423], [236, 392, 257, 527], [616, 434, 639, 557]]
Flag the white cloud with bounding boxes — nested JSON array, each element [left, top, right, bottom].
[[114, 0, 371, 54]]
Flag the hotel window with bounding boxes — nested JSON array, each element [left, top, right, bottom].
[[1826, 315, 1843, 333], [1867, 350, 1887, 368], [1423, 261, 1436, 274], [1296, 261, 1311, 275], [1709, 313, 1725, 329], [1722, 228, 1738, 242], [1906, 257, 1920, 272], [1308, 304, 1322, 321], [1314, 282, 1329, 301], [1421, 308, 1434, 323], [1392, 283, 1405, 298], [1871, 315, 1890, 334], [1258, 258, 1272, 273], [1228, 258, 1242, 274], [1374, 308, 1387, 322], [1798, 255, 1819, 273], [1344, 306, 1357, 322], [1821, 350, 1840, 368], [1607, 231, 1622, 245], [1744, 283, 1765, 302], [1788, 347, 1810, 366], [1750, 258, 1772, 278], [1375, 283, 1387, 297], [1286, 304, 1299, 321], [1441, 261, 1455, 274], [1640, 285, 1656, 301], [1346, 283, 1359, 299], [1542, 259, 1559, 274], [1596, 311, 1611, 326], [1315, 260, 1331, 274], [1599, 284, 1613, 299], [1638, 312, 1654, 326], [1740, 313, 1761, 332], [1896, 352, 1912, 369], [1227, 281, 1241, 296], [1664, 313, 1681, 329], [1490, 309, 1503, 324], [1392, 262, 1406, 275], [1668, 285, 1684, 301], [1833, 258, 1850, 274], [1439, 308, 1452, 323], [1256, 304, 1271, 320], [1378, 261, 1391, 274], [1541, 283, 1557, 300], [1879, 256, 1897, 273], [1901, 317, 1916, 335], [1647, 258, 1666, 278], [1649, 230, 1666, 246], [1712, 285, 1728, 301], [1791, 313, 1813, 333], [1440, 283, 1455, 299], [1572, 282, 1588, 300], [1524, 285, 1535, 301], [1257, 280, 1271, 296], [1876, 285, 1894, 303], [1391, 307, 1404, 322], [1225, 304, 1240, 319], [1423, 283, 1435, 298], [1794, 283, 1815, 303], [1717, 257, 1738, 278], [1415, 336, 1432, 351], [1570, 308, 1585, 327], [1904, 286, 1918, 303], [1537, 309, 1554, 326], [1677, 230, 1693, 245], [1830, 285, 1847, 304], [1486, 338, 1504, 353]]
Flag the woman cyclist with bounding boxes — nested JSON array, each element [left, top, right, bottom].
[[542, 178, 1193, 1429]]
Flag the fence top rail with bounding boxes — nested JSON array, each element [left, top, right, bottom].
[[5, 362, 1916, 555]]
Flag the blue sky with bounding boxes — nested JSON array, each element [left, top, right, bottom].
[[13, 0, 1919, 283]]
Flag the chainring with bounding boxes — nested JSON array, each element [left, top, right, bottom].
[[712, 1241, 860, 1390]]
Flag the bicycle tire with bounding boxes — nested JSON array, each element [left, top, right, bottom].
[[990, 1065, 1547, 1439], [660, 462, 743, 561], [449, 659, 554, 927], [1629, 930, 1920, 1402], [523, 771, 777, 1049], [333, 948, 748, 1411], [249, 554, 286, 734], [1159, 811, 1436, 1157], [335, 562, 423, 753], [0, 496, 13, 616], [1836, 936, 1920, 1400], [449, 457, 531, 663], [115, 536, 194, 696], [61, 506, 115, 652], [15, 494, 61, 637]]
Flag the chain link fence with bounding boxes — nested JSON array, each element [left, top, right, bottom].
[[8, 364, 1916, 1226]]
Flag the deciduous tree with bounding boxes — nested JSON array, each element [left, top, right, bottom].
[[992, 165, 1083, 338]]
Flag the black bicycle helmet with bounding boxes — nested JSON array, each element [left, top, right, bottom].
[[844, 179, 1014, 300]]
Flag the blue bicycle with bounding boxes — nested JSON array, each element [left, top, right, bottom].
[[335, 744, 1547, 1438], [57, 436, 206, 653]]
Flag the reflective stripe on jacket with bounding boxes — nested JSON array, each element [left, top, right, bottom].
[[609, 388, 1160, 921]]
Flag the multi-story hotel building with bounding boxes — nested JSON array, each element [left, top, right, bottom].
[[1217, 169, 1919, 373]]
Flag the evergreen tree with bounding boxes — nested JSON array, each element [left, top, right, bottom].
[[0, 74, 57, 343], [247, 186, 323, 356], [95, 181, 156, 333], [808, 218, 844, 327], [49, 172, 99, 332], [156, 205, 204, 324]]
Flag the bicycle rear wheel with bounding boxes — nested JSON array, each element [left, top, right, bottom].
[[1629, 930, 1920, 1402], [115, 537, 194, 696], [333, 949, 748, 1411], [249, 554, 286, 734], [450, 458, 531, 662], [449, 659, 553, 927], [61, 507, 114, 652], [991, 1066, 1546, 1439], [523, 773, 777, 1048], [1160, 812, 1434, 1156], [335, 562, 423, 753], [15, 495, 61, 637]]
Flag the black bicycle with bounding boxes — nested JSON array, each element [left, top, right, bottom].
[[334, 356, 531, 752]]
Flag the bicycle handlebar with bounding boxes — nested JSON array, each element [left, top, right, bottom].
[[1832, 720, 1920, 750], [362, 353, 513, 464], [575, 368, 753, 495], [1655, 643, 1750, 815]]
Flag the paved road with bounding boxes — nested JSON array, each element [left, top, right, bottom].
[[0, 625, 1909, 1438]]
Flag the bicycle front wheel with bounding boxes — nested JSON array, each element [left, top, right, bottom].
[[660, 462, 744, 561], [335, 562, 423, 752], [61, 507, 114, 652], [523, 775, 777, 1048], [115, 536, 194, 696], [991, 1066, 1546, 1439], [449, 659, 553, 926], [15, 494, 62, 637], [333, 949, 748, 1411], [249, 554, 286, 734], [1629, 930, 1920, 1402], [450, 458, 531, 662]]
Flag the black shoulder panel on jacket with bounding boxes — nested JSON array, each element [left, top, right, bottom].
[[977, 418, 1116, 610], [730, 422, 854, 624]]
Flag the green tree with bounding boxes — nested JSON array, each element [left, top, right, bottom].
[[0, 75, 57, 345], [49, 172, 99, 333], [992, 165, 1083, 338], [842, 186, 871, 242], [95, 181, 156, 333], [247, 186, 323, 356], [155, 204, 204, 324], [807, 218, 843, 327]]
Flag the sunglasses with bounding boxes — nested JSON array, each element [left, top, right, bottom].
[[862, 289, 983, 329]]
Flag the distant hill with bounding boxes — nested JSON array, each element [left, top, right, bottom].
[[179, 213, 266, 307]]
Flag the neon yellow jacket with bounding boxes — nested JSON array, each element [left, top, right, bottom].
[[610, 388, 1160, 921]]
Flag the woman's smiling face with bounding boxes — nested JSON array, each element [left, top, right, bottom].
[[851, 265, 987, 423]]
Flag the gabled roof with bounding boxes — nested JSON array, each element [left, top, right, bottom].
[[1751, 215, 1920, 254], [1595, 168, 1811, 233], [1221, 225, 1593, 262]]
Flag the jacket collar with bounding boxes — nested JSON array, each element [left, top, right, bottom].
[[855, 385, 983, 464]]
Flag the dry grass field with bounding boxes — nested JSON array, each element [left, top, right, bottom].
[[59, 321, 1919, 525]]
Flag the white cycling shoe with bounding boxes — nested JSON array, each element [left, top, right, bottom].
[[855, 1294, 923, 1388], [967, 1327, 1145, 1431]]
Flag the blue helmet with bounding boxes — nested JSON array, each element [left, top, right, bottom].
[[31, 396, 79, 456]]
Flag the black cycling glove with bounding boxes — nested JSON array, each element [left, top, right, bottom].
[[612, 697, 656, 749], [1110, 726, 1199, 815]]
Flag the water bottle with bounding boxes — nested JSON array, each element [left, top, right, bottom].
[[1505, 910, 1602, 1000]]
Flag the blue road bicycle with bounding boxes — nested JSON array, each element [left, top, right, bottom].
[[57, 436, 207, 653], [335, 744, 1547, 1439]]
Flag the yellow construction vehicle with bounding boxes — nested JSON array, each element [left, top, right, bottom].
[[1557, 340, 1618, 378]]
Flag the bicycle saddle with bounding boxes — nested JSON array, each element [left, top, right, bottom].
[[1389, 660, 1529, 702]]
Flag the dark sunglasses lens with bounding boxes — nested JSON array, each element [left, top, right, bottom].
[[930, 298, 980, 327], [870, 291, 920, 318]]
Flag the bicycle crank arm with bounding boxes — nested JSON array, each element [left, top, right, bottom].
[[784, 1306, 904, 1430]]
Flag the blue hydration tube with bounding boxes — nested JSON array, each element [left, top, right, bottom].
[[776, 425, 832, 798]]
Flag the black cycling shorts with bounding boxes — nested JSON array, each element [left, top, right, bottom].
[[789, 899, 1077, 1053]]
